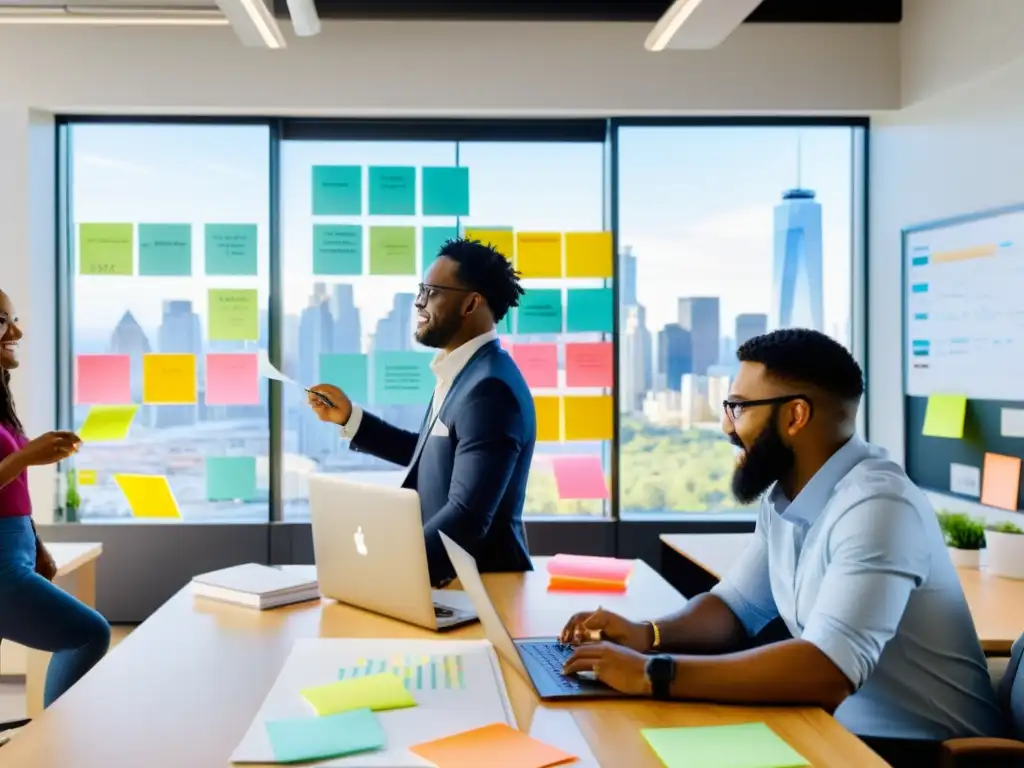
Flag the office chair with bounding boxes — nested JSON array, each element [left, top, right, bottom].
[[0, 641, 31, 747]]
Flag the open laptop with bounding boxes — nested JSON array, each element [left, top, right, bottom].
[[308, 474, 476, 631], [440, 531, 623, 700]]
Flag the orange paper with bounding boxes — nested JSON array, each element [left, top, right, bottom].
[[980, 452, 1022, 511], [547, 575, 628, 593], [410, 722, 576, 768]]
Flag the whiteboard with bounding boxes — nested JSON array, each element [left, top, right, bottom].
[[904, 206, 1024, 399]]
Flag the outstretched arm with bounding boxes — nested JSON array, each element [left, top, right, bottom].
[[347, 405, 421, 468]]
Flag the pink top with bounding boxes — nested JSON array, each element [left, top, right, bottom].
[[0, 423, 30, 517]]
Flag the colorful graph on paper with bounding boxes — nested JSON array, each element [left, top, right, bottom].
[[338, 654, 465, 691]]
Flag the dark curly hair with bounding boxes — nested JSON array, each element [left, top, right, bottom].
[[0, 369, 24, 435], [737, 328, 864, 403], [438, 237, 524, 322]]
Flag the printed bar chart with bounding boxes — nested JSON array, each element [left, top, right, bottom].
[[339, 654, 465, 690]]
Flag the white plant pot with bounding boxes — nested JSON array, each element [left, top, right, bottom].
[[947, 547, 981, 568], [984, 531, 1024, 579]]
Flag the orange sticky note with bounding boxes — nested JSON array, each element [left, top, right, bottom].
[[512, 344, 558, 388], [410, 722, 577, 768], [981, 452, 1022, 511], [534, 396, 561, 442], [565, 342, 613, 388], [563, 395, 613, 441], [142, 353, 197, 404]]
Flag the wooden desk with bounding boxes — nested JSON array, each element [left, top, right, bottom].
[[1, 558, 885, 767]]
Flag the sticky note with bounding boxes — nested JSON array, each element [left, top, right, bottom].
[[77, 405, 139, 442], [205, 223, 257, 276], [565, 232, 613, 279], [312, 165, 362, 216], [465, 228, 514, 262], [565, 342, 613, 388], [206, 456, 257, 502], [511, 344, 558, 388], [552, 456, 608, 500], [313, 224, 362, 275], [411, 722, 576, 768], [374, 351, 434, 405], [981, 452, 1022, 511], [563, 395, 612, 441], [79, 223, 133, 276], [142, 353, 197, 404], [950, 462, 981, 498], [422, 225, 458, 276], [516, 232, 562, 278], [641, 723, 809, 768], [369, 226, 416, 275], [566, 288, 613, 334], [548, 554, 632, 582], [113, 474, 181, 519], [516, 289, 563, 334], [208, 288, 259, 341], [137, 223, 191, 276], [534, 396, 561, 442], [266, 709, 384, 764], [921, 394, 967, 438], [205, 353, 260, 406], [75, 354, 132, 405], [301, 672, 416, 716], [320, 353, 369, 404], [77, 469, 97, 486], [498, 312, 513, 334], [1001, 407, 1024, 438], [422, 166, 469, 216], [369, 166, 416, 215]]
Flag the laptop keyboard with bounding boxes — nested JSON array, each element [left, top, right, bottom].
[[519, 642, 585, 692]]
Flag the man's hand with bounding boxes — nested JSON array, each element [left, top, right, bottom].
[[559, 608, 651, 652], [306, 384, 353, 426], [562, 642, 652, 695]]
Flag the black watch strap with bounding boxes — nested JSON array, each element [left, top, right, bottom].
[[646, 654, 675, 700]]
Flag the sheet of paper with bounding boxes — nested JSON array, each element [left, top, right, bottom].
[[205, 223, 258, 276], [422, 166, 470, 216], [1001, 407, 1024, 438], [369, 226, 416, 275], [312, 164, 362, 216], [422, 225, 459, 276], [206, 456, 258, 502], [138, 223, 191, 276], [113, 474, 182, 519], [921, 393, 967, 438], [641, 723, 809, 768], [981, 452, 1022, 511], [79, 223, 133, 276], [552, 455, 608, 500], [369, 166, 416, 215], [75, 354, 132, 405], [533, 396, 561, 442], [564, 232, 612, 279], [511, 344, 558, 388], [313, 224, 362, 275], [77, 405, 139, 442], [516, 289, 563, 334], [516, 233, 562, 278], [266, 708, 383, 764], [319, 353, 369, 404], [301, 673, 416, 716], [464, 228, 515, 262], [566, 288, 613, 334], [411, 722, 576, 768], [563, 395, 612, 441], [142, 353, 197, 404], [208, 288, 259, 341], [950, 462, 982, 498], [76, 469, 97, 486], [256, 350, 306, 389], [373, 351, 434, 406], [206, 353, 260, 406], [565, 342, 613, 388]]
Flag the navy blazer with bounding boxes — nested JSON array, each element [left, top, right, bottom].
[[350, 341, 535, 586]]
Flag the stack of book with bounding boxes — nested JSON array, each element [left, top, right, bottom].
[[191, 563, 320, 610], [546, 554, 635, 593]]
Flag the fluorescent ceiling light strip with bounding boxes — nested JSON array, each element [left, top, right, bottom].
[[237, 0, 283, 48], [0, 6, 228, 23], [645, 0, 704, 52]]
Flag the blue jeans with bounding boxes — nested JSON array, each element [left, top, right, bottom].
[[0, 516, 110, 708]]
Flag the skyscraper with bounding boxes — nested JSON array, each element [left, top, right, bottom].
[[620, 245, 638, 306], [772, 188, 823, 332], [678, 297, 720, 376], [735, 313, 768, 347], [620, 304, 651, 413], [657, 323, 692, 392]]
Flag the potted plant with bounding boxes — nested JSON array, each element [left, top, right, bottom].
[[936, 511, 986, 568], [985, 521, 1024, 579]]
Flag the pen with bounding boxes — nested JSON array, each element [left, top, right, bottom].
[[306, 389, 336, 409]]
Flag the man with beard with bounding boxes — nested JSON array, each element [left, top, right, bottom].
[[307, 238, 535, 587], [559, 329, 1003, 767]]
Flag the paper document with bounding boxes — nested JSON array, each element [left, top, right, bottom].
[[257, 351, 335, 407]]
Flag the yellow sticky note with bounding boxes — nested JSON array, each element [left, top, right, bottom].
[[565, 232, 612, 278], [534, 395, 561, 442], [564, 395, 613, 441], [77, 469, 97, 486], [78, 405, 139, 442], [465, 229, 514, 262], [922, 394, 967, 438], [142, 353, 197, 404], [113, 474, 181, 519], [515, 232, 562, 278], [301, 673, 416, 716]]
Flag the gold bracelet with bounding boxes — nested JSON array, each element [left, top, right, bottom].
[[649, 620, 661, 650]]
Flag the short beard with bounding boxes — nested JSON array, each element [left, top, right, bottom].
[[414, 312, 462, 349], [730, 408, 796, 504]]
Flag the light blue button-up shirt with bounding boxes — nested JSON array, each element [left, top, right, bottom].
[[711, 436, 1005, 740]]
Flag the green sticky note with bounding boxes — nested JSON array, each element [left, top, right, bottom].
[[312, 165, 362, 216], [642, 723, 809, 768], [923, 394, 968, 438], [313, 224, 362, 275], [78, 405, 139, 442], [567, 287, 613, 333], [205, 223, 257, 276], [369, 226, 416, 275], [79, 223, 133, 276], [208, 288, 259, 341], [205, 456, 257, 502], [369, 166, 416, 215], [374, 351, 434, 406], [516, 289, 563, 334], [422, 166, 469, 216], [320, 353, 369, 404], [138, 223, 191, 276], [422, 226, 458, 276], [266, 709, 384, 764], [302, 673, 416, 715]]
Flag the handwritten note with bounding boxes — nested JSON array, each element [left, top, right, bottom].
[[78, 405, 139, 442], [79, 223, 133, 276], [142, 353, 197, 404], [313, 224, 362, 275], [320, 352, 369, 405], [205, 353, 260, 406], [369, 226, 416, 275], [113, 474, 181, 519], [266, 709, 384, 764], [138, 223, 191, 276], [422, 225, 458, 276], [516, 289, 563, 334], [208, 288, 259, 341], [511, 344, 559, 388], [369, 166, 416, 215], [464, 228, 514, 262], [422, 166, 469, 216], [411, 722, 575, 768], [922, 394, 967, 438], [373, 351, 434, 405], [981, 452, 1022, 511], [301, 673, 416, 716], [563, 395, 612, 441], [552, 455, 608, 500], [312, 165, 362, 216], [641, 723, 809, 768], [566, 288, 613, 334], [75, 354, 132, 405], [565, 342, 613, 388], [205, 456, 258, 502], [565, 232, 613, 279], [534, 396, 561, 442], [516, 232, 562, 278], [204, 224, 257, 276]]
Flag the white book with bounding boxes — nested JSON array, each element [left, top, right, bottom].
[[192, 563, 320, 610]]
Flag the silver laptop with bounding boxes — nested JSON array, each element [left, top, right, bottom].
[[308, 474, 476, 631]]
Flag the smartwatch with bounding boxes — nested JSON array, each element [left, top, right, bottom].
[[645, 654, 675, 700]]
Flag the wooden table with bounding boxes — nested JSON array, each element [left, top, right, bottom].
[[661, 533, 1024, 655], [1, 558, 886, 767]]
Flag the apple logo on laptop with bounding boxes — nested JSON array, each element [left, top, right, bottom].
[[353, 526, 368, 556]]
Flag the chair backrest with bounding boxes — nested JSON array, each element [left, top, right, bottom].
[[998, 632, 1024, 739]]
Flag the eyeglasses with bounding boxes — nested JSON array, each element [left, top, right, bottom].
[[722, 394, 811, 422], [416, 283, 474, 302]]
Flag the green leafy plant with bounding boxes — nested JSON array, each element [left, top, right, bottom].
[[986, 520, 1024, 535], [936, 511, 986, 550]]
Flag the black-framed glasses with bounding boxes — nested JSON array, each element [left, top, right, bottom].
[[722, 394, 812, 421], [416, 283, 474, 302]]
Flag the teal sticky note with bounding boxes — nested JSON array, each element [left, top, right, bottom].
[[320, 353, 369, 404], [138, 223, 191, 276], [498, 312, 512, 334], [516, 289, 563, 334], [266, 709, 384, 764], [422, 226, 458, 276], [313, 224, 362, 275], [373, 351, 434, 406], [422, 166, 469, 216], [312, 165, 361, 216], [567, 287, 613, 333], [641, 723, 809, 768], [205, 224, 258, 276], [205, 456, 257, 502], [369, 166, 416, 215]]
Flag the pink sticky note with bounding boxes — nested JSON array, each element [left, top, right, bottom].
[[547, 553, 633, 582], [75, 354, 132, 405], [565, 342, 613, 388], [512, 343, 558, 388], [206, 353, 259, 405], [551, 455, 608, 500]]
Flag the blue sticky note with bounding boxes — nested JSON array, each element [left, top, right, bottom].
[[138, 223, 191, 276], [422, 166, 469, 216], [205, 456, 257, 502], [422, 226, 458, 276], [516, 289, 563, 334], [266, 709, 384, 764], [312, 165, 362, 216], [373, 351, 434, 406], [205, 224, 258, 276], [313, 224, 362, 275], [320, 353, 369, 404], [567, 287, 613, 333], [369, 166, 416, 215]]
